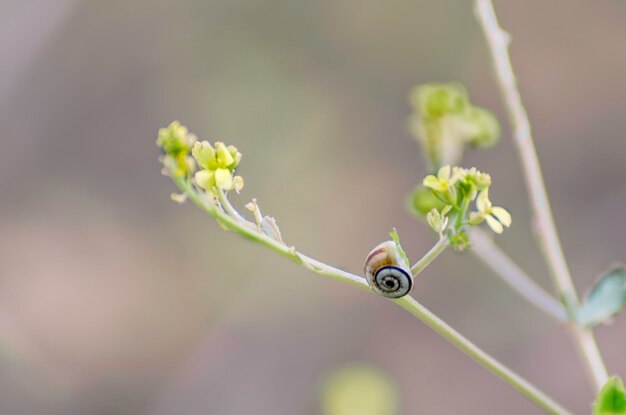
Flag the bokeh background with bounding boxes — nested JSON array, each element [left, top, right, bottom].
[[1, 0, 625, 414]]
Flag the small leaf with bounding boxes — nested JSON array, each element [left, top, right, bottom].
[[577, 266, 626, 328], [389, 228, 410, 268], [594, 377, 626, 415]]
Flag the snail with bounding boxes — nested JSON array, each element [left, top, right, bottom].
[[364, 241, 413, 298]]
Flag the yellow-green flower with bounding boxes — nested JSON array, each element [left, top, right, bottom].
[[469, 189, 511, 234], [157, 121, 195, 156], [426, 206, 451, 236], [157, 121, 197, 177], [451, 166, 491, 201], [161, 153, 196, 178], [192, 141, 217, 170], [423, 165, 456, 193], [455, 167, 491, 191], [192, 140, 244, 192]]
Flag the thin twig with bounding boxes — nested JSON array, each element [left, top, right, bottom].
[[216, 189, 251, 223], [410, 237, 448, 276], [396, 296, 571, 415], [474, 0, 608, 390], [469, 228, 567, 322]]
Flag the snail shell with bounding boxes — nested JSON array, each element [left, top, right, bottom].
[[364, 241, 413, 298]]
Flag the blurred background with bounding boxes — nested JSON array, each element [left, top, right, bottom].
[[1, 0, 625, 413]]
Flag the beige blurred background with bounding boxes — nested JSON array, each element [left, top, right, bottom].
[[1, 0, 625, 414]]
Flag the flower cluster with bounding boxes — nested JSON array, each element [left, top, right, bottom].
[[157, 121, 196, 177], [157, 121, 244, 193], [419, 165, 511, 250], [408, 83, 500, 168]]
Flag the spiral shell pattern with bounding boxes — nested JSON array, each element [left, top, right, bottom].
[[364, 241, 413, 298]]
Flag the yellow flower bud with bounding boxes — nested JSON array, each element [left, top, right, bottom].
[[227, 145, 242, 167], [157, 121, 194, 156], [233, 175, 244, 192]]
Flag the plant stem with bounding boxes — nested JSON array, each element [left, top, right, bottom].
[[469, 228, 567, 322], [216, 189, 247, 221], [172, 177, 572, 414], [455, 197, 470, 229], [395, 296, 572, 415], [410, 217, 566, 322], [175, 177, 369, 288], [410, 238, 448, 276], [474, 0, 608, 390]]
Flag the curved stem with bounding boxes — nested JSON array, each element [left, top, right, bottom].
[[410, 238, 448, 276], [469, 228, 567, 322], [216, 189, 246, 221], [474, 0, 608, 390], [172, 177, 571, 414]]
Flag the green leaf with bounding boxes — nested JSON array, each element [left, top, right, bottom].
[[389, 228, 410, 268], [577, 266, 626, 328], [594, 377, 626, 415]]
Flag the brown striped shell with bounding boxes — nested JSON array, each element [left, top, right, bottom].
[[364, 241, 413, 298]]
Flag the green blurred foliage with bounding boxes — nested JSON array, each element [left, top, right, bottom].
[[594, 377, 626, 415]]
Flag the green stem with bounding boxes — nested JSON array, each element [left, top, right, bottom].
[[455, 197, 470, 229], [172, 176, 571, 414], [216, 188, 247, 221], [395, 296, 572, 415], [474, 0, 608, 391], [175, 177, 367, 287], [410, 238, 448, 276], [411, 216, 567, 322]]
